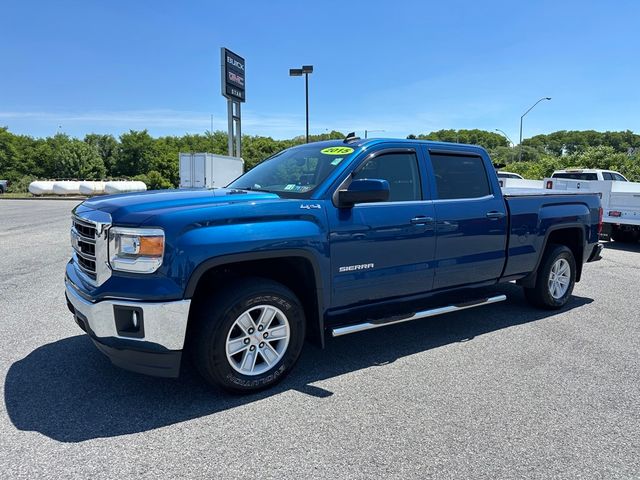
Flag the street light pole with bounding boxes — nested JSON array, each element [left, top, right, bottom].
[[519, 97, 551, 161], [305, 72, 309, 143], [494, 128, 513, 147], [290, 65, 314, 143], [364, 129, 385, 139]]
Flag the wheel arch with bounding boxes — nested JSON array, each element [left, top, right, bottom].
[[184, 250, 326, 347], [518, 224, 586, 288]]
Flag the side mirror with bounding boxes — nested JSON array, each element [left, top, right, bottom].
[[338, 179, 390, 207]]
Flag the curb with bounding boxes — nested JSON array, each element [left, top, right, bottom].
[[0, 196, 88, 201]]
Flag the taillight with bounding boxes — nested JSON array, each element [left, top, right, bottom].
[[546, 180, 553, 189], [598, 207, 603, 234], [609, 211, 622, 217]]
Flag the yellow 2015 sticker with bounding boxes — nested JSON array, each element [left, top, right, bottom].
[[320, 146, 354, 155]]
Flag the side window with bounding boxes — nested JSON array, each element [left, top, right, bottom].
[[613, 173, 627, 182], [602, 172, 613, 181], [430, 154, 491, 199], [352, 152, 422, 201]]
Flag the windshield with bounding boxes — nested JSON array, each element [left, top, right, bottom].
[[552, 172, 598, 181], [228, 144, 357, 197]]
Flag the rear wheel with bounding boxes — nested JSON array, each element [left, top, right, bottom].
[[524, 244, 576, 309], [192, 277, 305, 393]]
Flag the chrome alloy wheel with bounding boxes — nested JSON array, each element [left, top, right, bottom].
[[548, 258, 571, 299], [225, 305, 291, 376]]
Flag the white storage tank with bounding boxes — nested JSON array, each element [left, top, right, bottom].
[[104, 181, 147, 194], [28, 181, 55, 195], [179, 152, 244, 189], [52, 181, 81, 195], [79, 181, 106, 195]]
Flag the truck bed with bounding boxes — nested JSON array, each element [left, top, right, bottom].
[[501, 191, 600, 280]]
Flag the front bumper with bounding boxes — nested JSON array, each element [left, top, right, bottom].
[[65, 278, 191, 377]]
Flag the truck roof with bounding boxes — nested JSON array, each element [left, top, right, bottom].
[[308, 138, 488, 154], [554, 168, 619, 174]]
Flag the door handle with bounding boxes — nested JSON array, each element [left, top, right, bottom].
[[486, 211, 505, 220], [410, 216, 434, 225]]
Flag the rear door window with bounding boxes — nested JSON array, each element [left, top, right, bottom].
[[429, 154, 491, 200]]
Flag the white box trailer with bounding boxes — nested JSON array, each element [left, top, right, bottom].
[[179, 153, 244, 189]]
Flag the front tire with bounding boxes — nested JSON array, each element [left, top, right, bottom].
[[524, 244, 576, 309], [192, 277, 305, 393]]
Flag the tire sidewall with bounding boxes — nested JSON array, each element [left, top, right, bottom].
[[204, 282, 305, 392], [540, 247, 576, 308]]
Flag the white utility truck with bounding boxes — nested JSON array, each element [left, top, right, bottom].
[[544, 169, 640, 243]]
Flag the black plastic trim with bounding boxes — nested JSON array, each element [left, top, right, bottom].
[[587, 243, 603, 262], [91, 339, 182, 378]]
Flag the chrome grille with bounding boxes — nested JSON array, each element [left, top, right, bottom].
[[71, 217, 98, 281], [70, 210, 112, 286]]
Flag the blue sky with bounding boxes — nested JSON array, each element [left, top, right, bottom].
[[1, 0, 638, 142]]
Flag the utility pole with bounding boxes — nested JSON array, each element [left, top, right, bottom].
[[210, 114, 214, 151]]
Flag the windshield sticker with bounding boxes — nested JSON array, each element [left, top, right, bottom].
[[320, 146, 354, 155], [284, 184, 296, 190], [330, 157, 344, 166]]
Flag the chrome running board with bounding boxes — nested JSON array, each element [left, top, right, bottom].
[[331, 294, 507, 337]]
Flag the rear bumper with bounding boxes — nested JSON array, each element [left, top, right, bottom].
[[65, 277, 191, 377], [587, 243, 603, 262]]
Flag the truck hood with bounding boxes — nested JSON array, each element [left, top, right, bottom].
[[76, 188, 281, 225]]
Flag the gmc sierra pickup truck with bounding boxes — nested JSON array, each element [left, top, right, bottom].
[[65, 137, 603, 392]]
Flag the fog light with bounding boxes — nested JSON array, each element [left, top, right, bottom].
[[114, 306, 144, 338]]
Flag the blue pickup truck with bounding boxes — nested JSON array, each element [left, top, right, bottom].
[[65, 136, 603, 392]]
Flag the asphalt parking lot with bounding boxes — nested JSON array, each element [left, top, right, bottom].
[[0, 199, 638, 479]]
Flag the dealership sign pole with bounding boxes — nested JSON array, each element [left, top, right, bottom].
[[221, 48, 245, 158]]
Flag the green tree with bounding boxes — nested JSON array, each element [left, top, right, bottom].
[[52, 140, 106, 179], [115, 130, 156, 177], [146, 170, 173, 190], [414, 129, 508, 149], [0, 127, 18, 180], [84, 134, 119, 176], [524, 130, 640, 155]]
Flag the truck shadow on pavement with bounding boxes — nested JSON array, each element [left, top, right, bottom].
[[602, 240, 640, 253], [5, 284, 592, 443]]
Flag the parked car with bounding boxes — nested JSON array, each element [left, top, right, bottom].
[[65, 137, 603, 392], [0, 180, 8, 194], [551, 168, 628, 182], [497, 171, 524, 180]]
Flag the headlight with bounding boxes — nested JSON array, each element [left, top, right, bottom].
[[108, 227, 165, 273]]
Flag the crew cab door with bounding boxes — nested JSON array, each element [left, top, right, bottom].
[[328, 146, 436, 308], [425, 148, 508, 289]]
